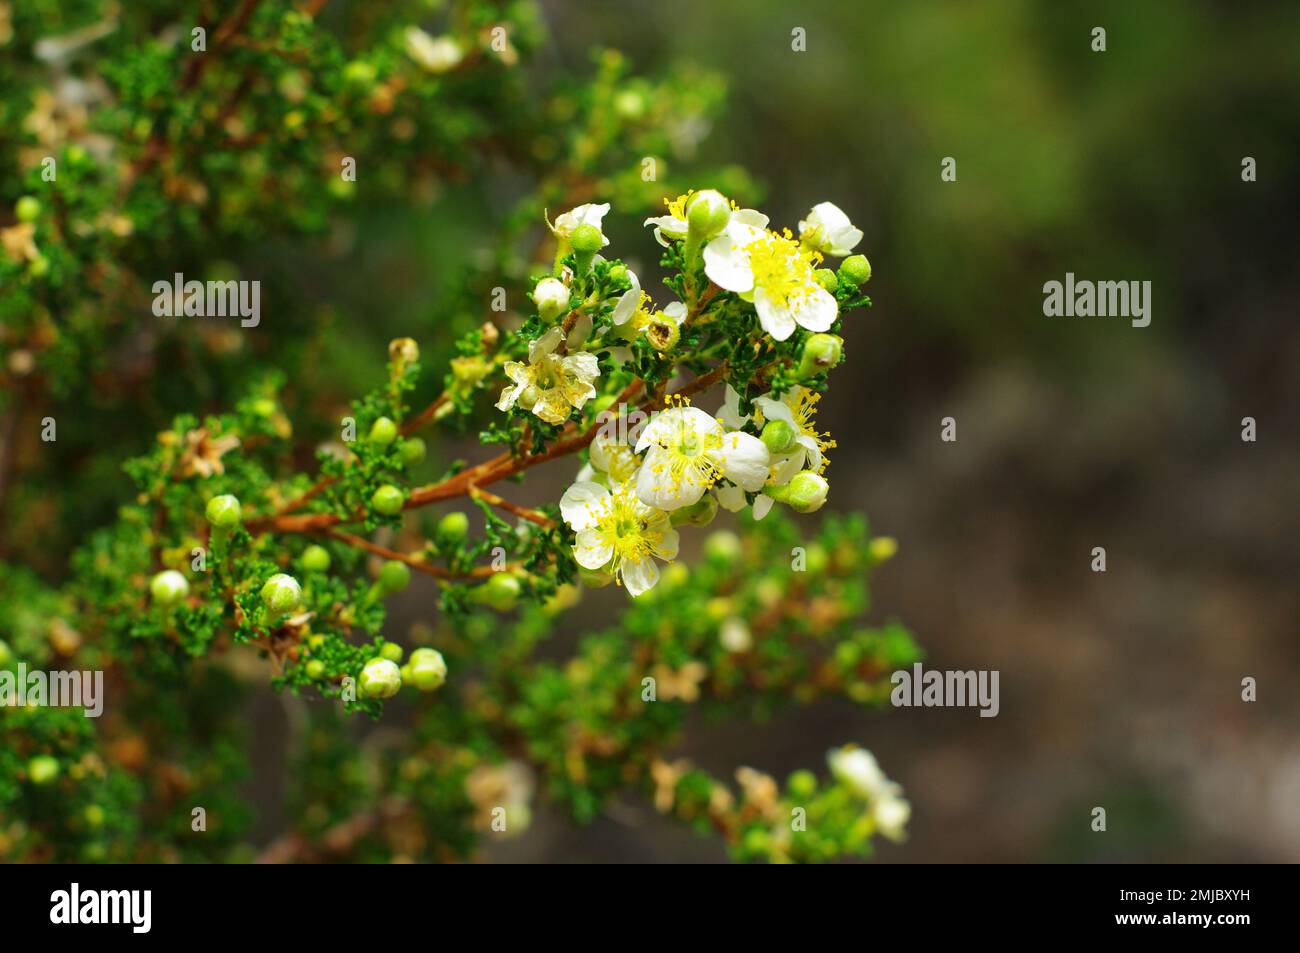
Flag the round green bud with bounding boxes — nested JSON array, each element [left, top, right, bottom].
[[371, 484, 405, 516], [150, 570, 189, 606], [670, 494, 718, 527], [436, 511, 469, 547], [400, 663, 413, 681], [531, 277, 570, 322], [703, 530, 743, 562], [607, 264, 629, 285], [368, 416, 398, 446], [205, 493, 242, 528], [84, 804, 106, 827], [834, 641, 862, 669], [408, 648, 448, 692], [379, 641, 404, 663], [358, 658, 402, 699], [788, 769, 818, 801], [307, 634, 326, 652], [798, 333, 843, 379], [685, 189, 731, 241], [838, 254, 872, 286], [343, 60, 377, 86], [814, 268, 839, 293], [805, 542, 830, 574], [260, 573, 302, 614], [742, 827, 770, 855], [305, 659, 326, 680], [300, 545, 331, 573], [569, 223, 604, 255], [27, 255, 49, 278], [473, 572, 521, 611], [761, 419, 797, 455], [15, 196, 41, 223], [66, 144, 88, 165], [377, 560, 411, 594], [771, 472, 829, 514], [251, 397, 277, 417], [399, 436, 426, 465], [29, 755, 60, 785], [0, 638, 12, 667]]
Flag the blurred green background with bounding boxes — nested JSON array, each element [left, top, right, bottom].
[[455, 0, 1299, 862]]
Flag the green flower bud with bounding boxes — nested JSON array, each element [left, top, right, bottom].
[[27, 255, 49, 278], [761, 419, 797, 454], [28, 755, 60, 785], [838, 254, 872, 286], [814, 268, 839, 293], [408, 647, 447, 691], [150, 570, 189, 606], [379, 641, 404, 663], [205, 493, 242, 528], [343, 60, 377, 87], [260, 573, 302, 614], [834, 641, 861, 669], [368, 416, 398, 446], [0, 639, 12, 667], [472, 572, 521, 611], [531, 277, 570, 322], [400, 436, 426, 465], [607, 264, 628, 285], [742, 827, 770, 855], [569, 223, 604, 255], [371, 484, 405, 516], [358, 657, 402, 699], [300, 545, 331, 573], [305, 659, 325, 680], [670, 494, 718, 527], [377, 560, 412, 594], [15, 196, 41, 223], [788, 769, 818, 801], [436, 511, 469, 548], [685, 189, 731, 241], [768, 472, 829, 513], [84, 804, 106, 828], [703, 530, 743, 562], [797, 333, 843, 379], [251, 397, 278, 417]]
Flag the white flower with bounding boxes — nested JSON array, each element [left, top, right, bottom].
[[873, 792, 911, 843], [703, 221, 837, 341], [715, 384, 750, 431], [798, 202, 863, 257], [634, 405, 769, 511], [559, 481, 678, 596], [404, 28, 463, 73], [827, 745, 890, 801], [552, 203, 611, 248], [496, 327, 599, 425]]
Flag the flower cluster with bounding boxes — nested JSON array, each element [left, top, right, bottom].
[[494, 192, 870, 596]]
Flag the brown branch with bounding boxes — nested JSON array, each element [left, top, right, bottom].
[[468, 485, 555, 528], [321, 529, 512, 580]]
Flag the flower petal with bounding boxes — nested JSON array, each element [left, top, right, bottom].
[[714, 431, 770, 492], [636, 453, 706, 511], [752, 494, 775, 520], [792, 286, 838, 333], [610, 271, 641, 325], [574, 529, 613, 570], [702, 235, 754, 293], [752, 286, 798, 341], [620, 555, 660, 596], [715, 483, 748, 512], [559, 480, 608, 530]]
